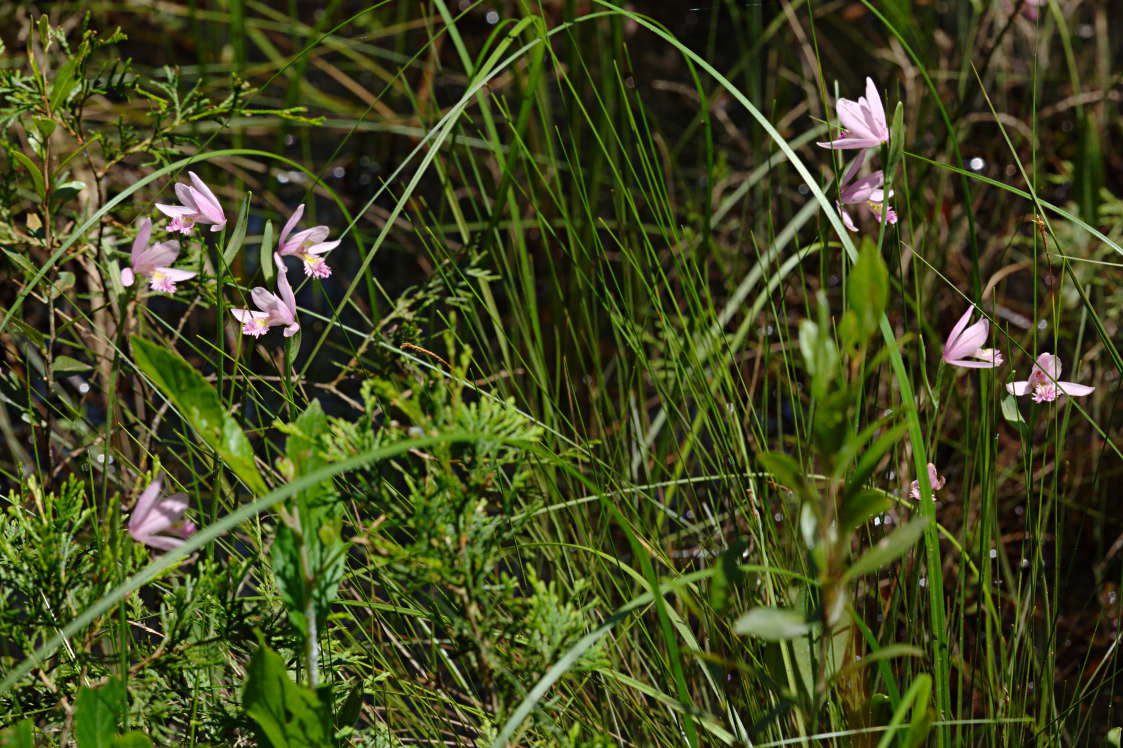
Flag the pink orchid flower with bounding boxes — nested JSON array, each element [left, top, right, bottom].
[[837, 151, 898, 231], [942, 306, 1004, 369], [121, 218, 196, 293], [230, 253, 300, 338], [909, 463, 946, 501], [155, 171, 227, 234], [128, 477, 197, 552], [817, 77, 890, 151], [276, 204, 340, 279], [1006, 352, 1094, 403]]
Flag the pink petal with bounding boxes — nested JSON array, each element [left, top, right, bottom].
[[188, 171, 222, 213], [947, 358, 1001, 369], [304, 239, 340, 255], [174, 182, 199, 212], [279, 204, 305, 248], [945, 318, 987, 362], [128, 478, 163, 534], [863, 77, 887, 137], [136, 533, 186, 552], [274, 253, 297, 319], [230, 308, 268, 323], [817, 136, 883, 150], [1006, 381, 1031, 396], [121, 267, 135, 287], [836, 99, 872, 139], [131, 218, 153, 261], [154, 267, 197, 282], [155, 203, 194, 219], [1057, 381, 1094, 397]]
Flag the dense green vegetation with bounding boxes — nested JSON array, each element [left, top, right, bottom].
[[1, 1, 1121, 745]]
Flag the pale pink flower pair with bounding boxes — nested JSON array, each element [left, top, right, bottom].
[[942, 306, 1004, 369], [818, 78, 897, 231], [128, 477, 197, 552], [231, 254, 300, 338], [121, 218, 196, 293], [156, 171, 227, 234], [909, 463, 946, 501]]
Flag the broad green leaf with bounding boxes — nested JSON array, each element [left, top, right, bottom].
[[74, 678, 124, 748], [223, 192, 252, 266], [843, 421, 910, 498], [48, 57, 80, 113], [131, 336, 265, 495], [733, 607, 811, 641], [848, 237, 888, 340], [10, 151, 46, 201], [839, 489, 892, 535], [1107, 727, 1122, 747], [110, 733, 153, 748], [845, 516, 929, 582], [243, 644, 332, 748]]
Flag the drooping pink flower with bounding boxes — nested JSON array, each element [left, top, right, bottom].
[[155, 171, 227, 234], [121, 218, 196, 293], [230, 253, 300, 338], [1006, 352, 1094, 403], [817, 77, 890, 151], [942, 306, 1004, 369], [836, 151, 898, 231], [276, 204, 340, 279], [127, 477, 197, 552], [909, 463, 946, 501]]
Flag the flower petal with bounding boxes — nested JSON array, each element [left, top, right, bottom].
[[279, 204, 305, 249], [1006, 380, 1031, 396], [121, 267, 135, 287], [128, 478, 163, 534], [1057, 381, 1094, 397]]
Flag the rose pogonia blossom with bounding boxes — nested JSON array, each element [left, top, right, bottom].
[[817, 77, 890, 151], [121, 218, 197, 293], [230, 253, 300, 338], [128, 477, 197, 552], [942, 306, 1004, 369], [1006, 352, 1094, 403], [909, 463, 946, 501], [836, 151, 898, 231], [155, 171, 227, 234], [276, 203, 340, 279]]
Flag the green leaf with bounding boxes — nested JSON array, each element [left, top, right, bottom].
[[48, 57, 80, 113], [10, 150, 46, 201], [53, 354, 91, 374], [51, 179, 85, 207], [757, 450, 813, 503], [733, 607, 811, 641], [131, 336, 265, 495], [74, 678, 124, 748], [840, 489, 892, 535], [1075, 113, 1104, 225], [839, 643, 924, 677], [847, 237, 888, 340], [0, 719, 34, 748], [886, 100, 906, 179], [261, 219, 276, 283], [243, 644, 333, 748], [1001, 393, 1027, 435], [110, 732, 153, 748], [845, 516, 929, 582], [223, 192, 253, 266], [1107, 727, 1122, 747]]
